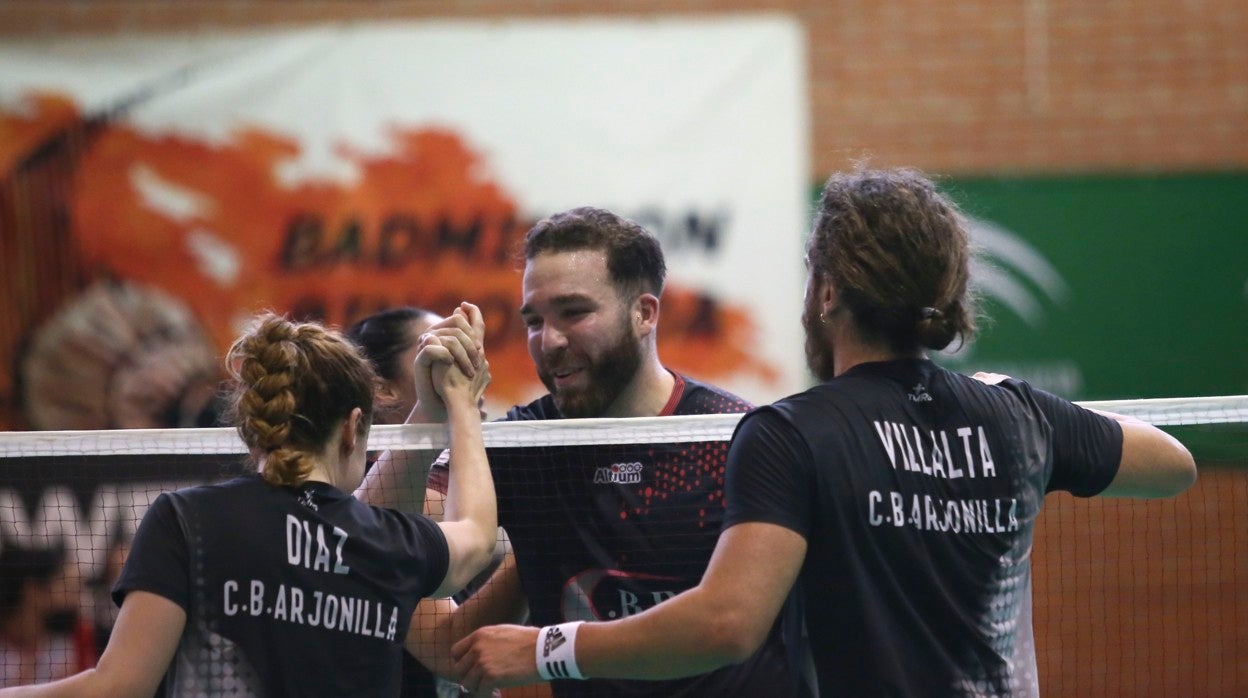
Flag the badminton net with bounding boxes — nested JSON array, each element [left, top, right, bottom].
[[0, 395, 1244, 696]]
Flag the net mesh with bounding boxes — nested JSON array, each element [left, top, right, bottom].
[[0, 395, 1245, 695]]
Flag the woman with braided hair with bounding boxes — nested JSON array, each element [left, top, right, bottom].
[[2, 305, 497, 697]]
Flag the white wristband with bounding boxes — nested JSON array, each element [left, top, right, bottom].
[[535, 621, 586, 680]]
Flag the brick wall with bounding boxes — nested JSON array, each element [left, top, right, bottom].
[[2, 0, 1245, 176]]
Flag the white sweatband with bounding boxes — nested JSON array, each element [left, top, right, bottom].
[[535, 621, 586, 680]]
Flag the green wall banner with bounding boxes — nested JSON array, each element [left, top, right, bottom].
[[931, 174, 1247, 401]]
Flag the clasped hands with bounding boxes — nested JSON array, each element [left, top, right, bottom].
[[412, 302, 491, 421]]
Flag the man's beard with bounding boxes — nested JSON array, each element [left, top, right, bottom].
[[538, 320, 643, 418], [802, 298, 836, 382]]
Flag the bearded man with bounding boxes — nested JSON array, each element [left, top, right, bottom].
[[406, 207, 794, 698]]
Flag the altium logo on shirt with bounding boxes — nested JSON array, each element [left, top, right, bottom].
[[593, 462, 644, 484], [908, 383, 933, 403]]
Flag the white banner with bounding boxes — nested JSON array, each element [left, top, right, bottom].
[[0, 17, 810, 417]]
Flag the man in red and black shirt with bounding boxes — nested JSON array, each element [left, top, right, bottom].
[[414, 207, 793, 697]]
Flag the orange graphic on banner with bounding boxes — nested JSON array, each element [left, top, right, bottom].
[[2, 93, 778, 428]]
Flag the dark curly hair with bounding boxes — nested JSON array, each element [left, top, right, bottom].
[[808, 168, 977, 353], [523, 207, 665, 299]]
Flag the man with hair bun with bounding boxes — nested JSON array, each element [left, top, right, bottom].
[[451, 169, 1197, 697], [1, 305, 497, 697]]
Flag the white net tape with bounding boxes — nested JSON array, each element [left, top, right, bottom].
[[1, 395, 1245, 457]]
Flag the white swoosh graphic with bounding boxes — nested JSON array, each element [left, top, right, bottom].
[[967, 216, 1071, 328]]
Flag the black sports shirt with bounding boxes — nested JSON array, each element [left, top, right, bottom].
[[113, 474, 449, 696], [471, 374, 794, 697], [723, 359, 1123, 697]]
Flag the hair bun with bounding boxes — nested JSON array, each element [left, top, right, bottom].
[[916, 305, 957, 351]]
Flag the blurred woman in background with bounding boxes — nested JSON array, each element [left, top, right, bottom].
[[347, 307, 443, 426], [349, 306, 503, 698]]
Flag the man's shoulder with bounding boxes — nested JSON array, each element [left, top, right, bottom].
[[750, 382, 843, 426], [674, 375, 753, 415], [503, 393, 559, 422]]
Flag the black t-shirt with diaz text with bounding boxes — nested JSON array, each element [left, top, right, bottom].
[[113, 474, 448, 697]]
